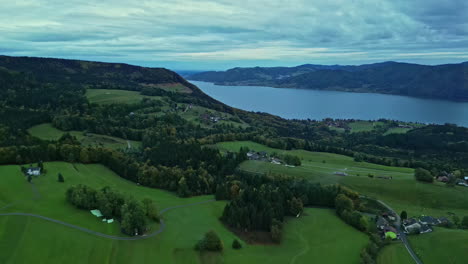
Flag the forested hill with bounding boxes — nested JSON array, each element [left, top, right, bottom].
[[188, 61, 468, 101], [0, 55, 210, 98]]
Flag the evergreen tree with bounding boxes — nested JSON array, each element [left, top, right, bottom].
[[58, 173, 64, 182], [400, 210, 407, 220]]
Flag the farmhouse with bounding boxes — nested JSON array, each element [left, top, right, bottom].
[[437, 176, 449, 182], [419, 216, 440, 225], [420, 224, 433, 234], [246, 150, 268, 161], [377, 176, 392, 180], [334, 172, 348, 176], [376, 216, 388, 230], [26, 167, 41, 176], [271, 158, 282, 165], [404, 222, 422, 234]]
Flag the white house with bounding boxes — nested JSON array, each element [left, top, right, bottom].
[[26, 167, 41, 176]]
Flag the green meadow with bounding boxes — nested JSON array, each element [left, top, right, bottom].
[[86, 89, 161, 105], [377, 243, 413, 264], [0, 162, 368, 264], [216, 141, 468, 218], [348, 121, 385, 133], [378, 229, 468, 264], [28, 123, 141, 150]]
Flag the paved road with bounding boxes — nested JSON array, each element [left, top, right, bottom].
[[374, 199, 423, 264], [0, 199, 215, 241]]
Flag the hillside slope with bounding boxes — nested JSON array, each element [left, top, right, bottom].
[[188, 61, 468, 101]]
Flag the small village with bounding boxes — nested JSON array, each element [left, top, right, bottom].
[[375, 210, 453, 241], [246, 150, 296, 167]]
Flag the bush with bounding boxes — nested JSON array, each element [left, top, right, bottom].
[[232, 239, 242, 249], [461, 216, 468, 229], [58, 173, 64, 182], [414, 168, 433, 183], [195, 230, 223, 251]]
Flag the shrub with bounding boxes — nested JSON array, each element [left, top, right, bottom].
[[58, 173, 64, 182], [195, 230, 223, 251], [232, 239, 242, 249]]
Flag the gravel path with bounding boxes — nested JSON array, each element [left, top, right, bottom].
[[0, 199, 215, 241]]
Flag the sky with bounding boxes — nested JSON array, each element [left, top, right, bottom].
[[1, 0, 468, 70]]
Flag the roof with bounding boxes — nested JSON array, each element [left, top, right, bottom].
[[403, 218, 418, 226], [28, 167, 41, 171], [420, 224, 432, 233], [405, 223, 421, 230], [420, 216, 439, 225], [376, 217, 388, 227]]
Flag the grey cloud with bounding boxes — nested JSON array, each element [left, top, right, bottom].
[[0, 0, 466, 69]]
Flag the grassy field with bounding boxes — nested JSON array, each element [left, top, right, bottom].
[[377, 229, 468, 264], [377, 243, 414, 264], [0, 162, 368, 264], [216, 141, 468, 218], [348, 121, 384, 133], [86, 89, 162, 104], [28, 123, 141, 150], [407, 229, 468, 264]]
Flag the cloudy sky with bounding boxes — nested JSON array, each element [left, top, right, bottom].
[[1, 0, 468, 70]]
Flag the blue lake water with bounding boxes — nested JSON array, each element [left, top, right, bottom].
[[190, 81, 468, 127]]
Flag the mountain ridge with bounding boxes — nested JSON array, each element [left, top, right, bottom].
[[188, 61, 468, 101]]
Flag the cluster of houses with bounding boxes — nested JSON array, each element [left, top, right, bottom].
[[375, 211, 399, 240], [436, 171, 468, 187], [402, 216, 451, 235], [325, 120, 350, 130], [247, 150, 283, 165], [200, 113, 227, 123]]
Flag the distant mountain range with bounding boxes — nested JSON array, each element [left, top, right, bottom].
[[188, 61, 468, 101]]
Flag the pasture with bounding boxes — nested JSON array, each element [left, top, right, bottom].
[[0, 162, 368, 264], [28, 123, 141, 150], [86, 89, 161, 105], [408, 229, 468, 264], [216, 141, 468, 217]]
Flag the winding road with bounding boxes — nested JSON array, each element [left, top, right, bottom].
[[0, 199, 215, 241]]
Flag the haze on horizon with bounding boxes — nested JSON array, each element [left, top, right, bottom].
[[1, 0, 467, 70]]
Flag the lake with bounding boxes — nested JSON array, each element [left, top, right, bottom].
[[190, 81, 468, 127]]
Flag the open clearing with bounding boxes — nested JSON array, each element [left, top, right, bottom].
[[0, 162, 368, 264], [86, 89, 162, 104], [28, 123, 141, 150]]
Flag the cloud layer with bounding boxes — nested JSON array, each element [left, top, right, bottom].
[[1, 0, 467, 69]]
